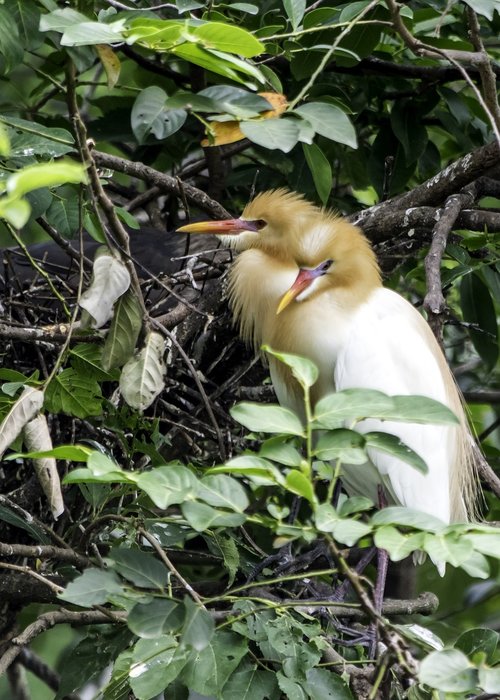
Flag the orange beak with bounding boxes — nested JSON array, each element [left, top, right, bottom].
[[276, 268, 317, 315], [176, 218, 258, 235], [277, 260, 333, 314]]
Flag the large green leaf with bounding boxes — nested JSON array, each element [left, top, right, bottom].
[[460, 271, 499, 369], [193, 22, 264, 57], [419, 649, 477, 692], [197, 474, 249, 512], [365, 431, 428, 473], [313, 389, 458, 428], [131, 86, 186, 144], [101, 290, 142, 371], [129, 636, 189, 699], [59, 569, 124, 606], [0, 5, 24, 74], [294, 102, 357, 148], [241, 118, 301, 153], [302, 142, 333, 204], [44, 369, 103, 418], [108, 548, 169, 590], [180, 631, 247, 696], [128, 600, 184, 639], [264, 345, 319, 388], [283, 0, 306, 30], [230, 402, 304, 436], [136, 465, 199, 509], [180, 597, 215, 651]]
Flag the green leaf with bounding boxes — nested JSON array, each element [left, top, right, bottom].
[[374, 526, 425, 561], [131, 86, 186, 144], [283, 0, 306, 31], [193, 22, 264, 57], [102, 290, 142, 370], [80, 248, 132, 329], [39, 8, 89, 32], [136, 465, 199, 509], [180, 631, 247, 696], [462, 0, 500, 21], [171, 43, 264, 85], [108, 548, 169, 589], [315, 503, 339, 532], [294, 102, 357, 148], [211, 455, 285, 485], [129, 636, 189, 699], [338, 496, 374, 517], [460, 271, 499, 369], [2, 115, 74, 157], [277, 672, 308, 700], [371, 507, 446, 532], [59, 569, 124, 606], [419, 649, 477, 692], [61, 19, 127, 46], [390, 100, 428, 164], [332, 519, 372, 546], [463, 533, 500, 559], [0, 196, 31, 227], [44, 369, 102, 419], [305, 668, 354, 700], [302, 142, 333, 204], [128, 600, 184, 639], [69, 343, 115, 381], [0, 5, 24, 74], [260, 436, 303, 467], [6, 160, 87, 197], [230, 402, 304, 436], [423, 531, 473, 566], [263, 346, 319, 388], [180, 597, 215, 651], [221, 666, 279, 700], [181, 501, 246, 531], [6, 444, 91, 462], [197, 474, 249, 512], [314, 429, 367, 464], [45, 194, 81, 238], [478, 664, 500, 693], [460, 550, 490, 579], [455, 628, 498, 663], [241, 118, 300, 153], [284, 470, 316, 503], [365, 431, 428, 474], [313, 389, 458, 428]]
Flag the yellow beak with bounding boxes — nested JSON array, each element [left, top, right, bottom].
[[176, 218, 257, 235], [276, 268, 316, 315]]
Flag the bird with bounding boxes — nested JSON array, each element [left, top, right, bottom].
[[177, 188, 478, 529]]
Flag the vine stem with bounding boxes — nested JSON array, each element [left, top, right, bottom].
[[288, 0, 380, 110]]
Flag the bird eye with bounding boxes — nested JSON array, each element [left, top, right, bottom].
[[254, 219, 267, 230], [320, 259, 333, 273]]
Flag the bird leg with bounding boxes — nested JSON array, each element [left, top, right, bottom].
[[328, 547, 377, 602], [368, 486, 390, 658]]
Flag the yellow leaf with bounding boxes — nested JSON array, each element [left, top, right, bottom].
[[202, 92, 288, 147], [95, 44, 121, 89]]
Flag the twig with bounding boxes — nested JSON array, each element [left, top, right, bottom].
[[138, 527, 204, 605], [0, 609, 127, 675], [0, 541, 90, 568]]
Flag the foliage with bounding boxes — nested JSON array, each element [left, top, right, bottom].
[[1, 1, 500, 699]]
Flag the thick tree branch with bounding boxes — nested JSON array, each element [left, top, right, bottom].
[[352, 141, 500, 239], [93, 150, 230, 219]]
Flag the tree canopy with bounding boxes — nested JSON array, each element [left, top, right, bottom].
[[1, 1, 500, 699]]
